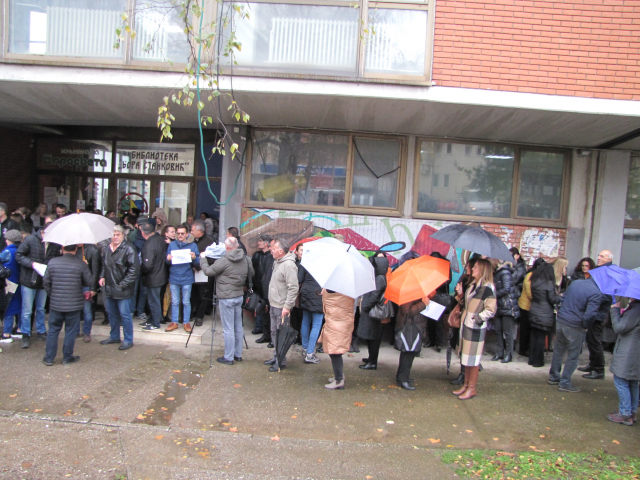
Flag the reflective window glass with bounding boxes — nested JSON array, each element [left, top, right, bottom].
[[250, 131, 349, 206], [625, 156, 640, 223], [417, 142, 515, 218], [231, 3, 359, 75], [517, 151, 564, 220], [132, 0, 191, 63], [351, 138, 401, 209], [9, 0, 127, 57], [364, 9, 427, 76]]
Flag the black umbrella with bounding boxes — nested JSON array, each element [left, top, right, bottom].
[[275, 314, 298, 372], [430, 225, 515, 263]]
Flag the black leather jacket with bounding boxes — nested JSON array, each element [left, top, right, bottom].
[[75, 244, 101, 292], [100, 240, 140, 299], [15, 230, 62, 289]]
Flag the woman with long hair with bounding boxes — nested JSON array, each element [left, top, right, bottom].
[[570, 257, 595, 282], [424, 251, 451, 352], [528, 263, 561, 367], [546, 257, 569, 351], [492, 259, 520, 363], [450, 258, 478, 386], [453, 259, 497, 400]]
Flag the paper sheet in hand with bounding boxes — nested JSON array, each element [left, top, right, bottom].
[[171, 249, 192, 265], [421, 301, 446, 321], [33, 263, 47, 277], [194, 270, 207, 283]]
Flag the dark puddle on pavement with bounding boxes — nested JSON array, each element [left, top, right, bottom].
[[132, 368, 203, 426]]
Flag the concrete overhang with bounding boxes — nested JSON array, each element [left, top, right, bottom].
[[0, 64, 639, 150]]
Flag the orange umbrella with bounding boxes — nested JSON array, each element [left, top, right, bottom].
[[386, 256, 450, 306]]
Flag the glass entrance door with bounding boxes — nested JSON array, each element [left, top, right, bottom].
[[156, 181, 191, 226], [117, 179, 152, 218]]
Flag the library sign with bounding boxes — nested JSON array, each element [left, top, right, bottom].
[[37, 139, 112, 172], [116, 142, 195, 176]]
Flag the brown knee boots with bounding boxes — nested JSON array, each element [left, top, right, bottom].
[[459, 366, 479, 400]]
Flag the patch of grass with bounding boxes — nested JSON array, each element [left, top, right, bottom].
[[440, 449, 640, 479]]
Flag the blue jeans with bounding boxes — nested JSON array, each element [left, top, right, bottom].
[[82, 287, 94, 335], [44, 309, 81, 363], [255, 312, 266, 332], [549, 323, 587, 387], [136, 283, 147, 316], [146, 286, 162, 328], [20, 286, 47, 336], [104, 296, 134, 345], [301, 310, 324, 353], [219, 296, 244, 361], [171, 284, 192, 325], [3, 290, 21, 335], [614, 374, 639, 417]]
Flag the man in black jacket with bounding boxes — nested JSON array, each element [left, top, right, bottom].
[[139, 222, 167, 330], [99, 225, 140, 350], [578, 250, 615, 380], [76, 244, 101, 343], [15, 224, 61, 348], [191, 220, 214, 327], [42, 244, 93, 366], [251, 234, 273, 341]]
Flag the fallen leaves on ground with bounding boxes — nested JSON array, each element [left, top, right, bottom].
[[234, 384, 242, 388], [493, 438, 499, 441], [136, 414, 146, 420], [271, 434, 280, 441], [9, 394, 17, 398], [155, 435, 164, 440], [21, 462, 32, 468], [428, 438, 441, 444], [377, 429, 383, 432], [354, 402, 365, 407], [291, 415, 297, 419], [496, 452, 515, 457], [222, 422, 230, 426], [161, 407, 168, 411], [465, 430, 473, 433], [173, 370, 181, 373], [166, 397, 175, 401], [612, 440, 620, 445], [229, 427, 237, 432], [34, 409, 42, 413]]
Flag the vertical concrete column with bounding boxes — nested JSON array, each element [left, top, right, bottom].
[[218, 126, 247, 243], [403, 136, 416, 218], [565, 150, 596, 268], [588, 150, 630, 262]]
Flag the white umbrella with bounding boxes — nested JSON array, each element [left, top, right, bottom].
[[300, 237, 376, 298], [43, 213, 116, 246]]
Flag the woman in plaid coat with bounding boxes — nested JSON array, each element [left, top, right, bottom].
[[453, 258, 497, 400]]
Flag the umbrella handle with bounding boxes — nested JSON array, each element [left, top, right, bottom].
[[280, 312, 290, 326]]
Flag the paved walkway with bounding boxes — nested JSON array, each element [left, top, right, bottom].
[[0, 320, 637, 479]]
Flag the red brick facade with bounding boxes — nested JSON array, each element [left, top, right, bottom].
[[433, 0, 640, 100]]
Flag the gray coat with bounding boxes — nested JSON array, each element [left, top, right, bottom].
[[43, 253, 93, 312], [610, 302, 640, 381], [201, 248, 254, 300]]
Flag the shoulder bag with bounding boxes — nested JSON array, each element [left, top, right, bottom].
[[395, 314, 422, 353], [447, 303, 462, 329], [368, 276, 394, 320]]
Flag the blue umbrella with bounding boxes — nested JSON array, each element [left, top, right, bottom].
[[615, 270, 640, 300], [589, 265, 631, 296]]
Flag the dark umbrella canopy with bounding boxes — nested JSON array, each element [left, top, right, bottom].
[[275, 315, 298, 372], [430, 225, 515, 263]]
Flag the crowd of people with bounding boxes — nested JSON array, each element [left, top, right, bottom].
[[0, 201, 638, 427]]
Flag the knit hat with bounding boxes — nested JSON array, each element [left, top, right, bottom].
[[5, 230, 22, 243]]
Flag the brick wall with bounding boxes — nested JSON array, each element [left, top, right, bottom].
[[433, 0, 640, 100], [0, 127, 35, 211]]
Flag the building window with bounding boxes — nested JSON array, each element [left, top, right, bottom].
[[132, 0, 191, 63], [621, 155, 640, 269], [416, 140, 568, 222], [248, 130, 403, 212], [9, 0, 127, 57]]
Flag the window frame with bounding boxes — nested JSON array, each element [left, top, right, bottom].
[[244, 127, 407, 216], [412, 138, 572, 227], [624, 154, 640, 229]]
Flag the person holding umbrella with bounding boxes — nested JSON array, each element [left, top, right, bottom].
[[453, 259, 497, 400], [322, 288, 355, 390]]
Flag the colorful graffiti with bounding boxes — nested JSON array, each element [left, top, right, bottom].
[[240, 208, 567, 289]]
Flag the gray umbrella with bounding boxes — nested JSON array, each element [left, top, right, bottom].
[[430, 225, 515, 263]]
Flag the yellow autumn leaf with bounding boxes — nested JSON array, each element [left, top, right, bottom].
[[465, 430, 473, 433], [229, 427, 238, 432], [9, 394, 17, 398], [34, 409, 43, 413], [234, 384, 242, 388], [428, 438, 441, 444], [271, 434, 280, 441], [354, 402, 365, 407], [155, 435, 164, 440], [136, 414, 145, 420], [166, 397, 175, 401], [493, 438, 499, 441], [173, 370, 181, 373], [612, 440, 620, 445]]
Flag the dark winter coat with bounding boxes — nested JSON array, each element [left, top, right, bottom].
[[43, 253, 93, 312], [610, 302, 640, 381], [357, 255, 390, 341], [251, 249, 274, 298], [494, 263, 520, 318], [75, 244, 101, 292], [512, 259, 527, 294], [140, 233, 168, 288], [529, 278, 561, 330], [298, 264, 323, 313], [100, 241, 140, 300], [591, 262, 614, 323], [16, 230, 62, 289], [556, 277, 602, 330], [570, 270, 587, 282]]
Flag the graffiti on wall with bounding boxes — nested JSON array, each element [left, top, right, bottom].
[[240, 208, 566, 288]]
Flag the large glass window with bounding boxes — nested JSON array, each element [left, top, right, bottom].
[[351, 138, 401, 209], [417, 142, 515, 218], [517, 151, 564, 220], [621, 156, 640, 269], [231, 3, 359, 75], [132, 0, 191, 63], [250, 131, 349, 206], [9, 0, 127, 57], [365, 9, 427, 76]]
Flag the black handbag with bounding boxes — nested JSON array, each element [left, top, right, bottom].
[[369, 294, 394, 320], [0, 265, 11, 280], [395, 314, 422, 353], [242, 257, 266, 315]]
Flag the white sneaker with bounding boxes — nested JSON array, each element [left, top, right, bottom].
[[304, 353, 320, 364], [0, 336, 13, 343]]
